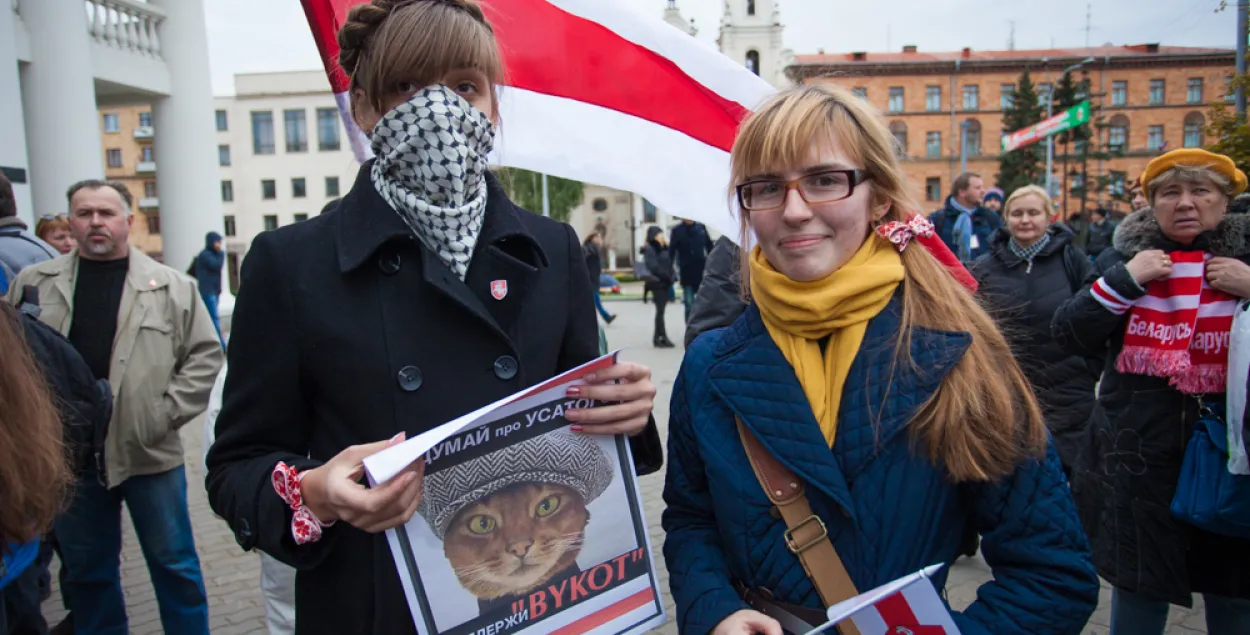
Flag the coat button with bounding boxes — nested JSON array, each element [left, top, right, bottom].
[[397, 365, 423, 392], [493, 356, 518, 380], [377, 251, 402, 275]]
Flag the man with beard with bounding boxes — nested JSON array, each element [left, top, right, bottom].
[[6, 179, 222, 634]]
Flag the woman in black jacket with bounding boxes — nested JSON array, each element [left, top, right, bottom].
[[1053, 149, 1250, 634], [204, 2, 661, 633], [971, 185, 1099, 473], [642, 225, 675, 347], [582, 232, 615, 324]]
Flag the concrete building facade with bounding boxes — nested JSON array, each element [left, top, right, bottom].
[[787, 44, 1235, 216], [99, 104, 162, 257]]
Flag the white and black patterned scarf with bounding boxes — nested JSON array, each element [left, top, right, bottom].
[[370, 85, 496, 280]]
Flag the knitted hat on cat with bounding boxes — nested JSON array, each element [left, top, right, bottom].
[[416, 429, 615, 540]]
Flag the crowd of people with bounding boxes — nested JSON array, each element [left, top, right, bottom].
[[2, 1, 1249, 634]]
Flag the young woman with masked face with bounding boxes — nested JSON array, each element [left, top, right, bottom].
[[205, 1, 662, 632], [662, 85, 1098, 635]]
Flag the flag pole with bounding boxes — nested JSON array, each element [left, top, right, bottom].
[[541, 173, 550, 217]]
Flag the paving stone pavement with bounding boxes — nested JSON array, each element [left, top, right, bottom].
[[39, 298, 1206, 634]]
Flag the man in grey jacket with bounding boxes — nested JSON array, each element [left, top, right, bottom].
[[0, 173, 57, 275]]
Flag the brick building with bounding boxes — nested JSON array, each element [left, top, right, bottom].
[[99, 104, 163, 258], [787, 44, 1235, 217]]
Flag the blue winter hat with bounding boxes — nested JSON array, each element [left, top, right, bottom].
[[983, 187, 1005, 204]]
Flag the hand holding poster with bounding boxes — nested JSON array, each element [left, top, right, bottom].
[[364, 353, 666, 635]]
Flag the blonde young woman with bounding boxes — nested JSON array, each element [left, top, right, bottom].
[[662, 85, 1098, 635]]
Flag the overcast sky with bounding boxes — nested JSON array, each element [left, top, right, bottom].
[[206, 0, 1236, 96]]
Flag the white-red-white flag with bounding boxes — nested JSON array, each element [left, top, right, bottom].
[[810, 564, 962, 635], [299, 0, 774, 240]]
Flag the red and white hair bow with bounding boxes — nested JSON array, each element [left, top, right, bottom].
[[875, 215, 935, 253], [273, 462, 334, 545]]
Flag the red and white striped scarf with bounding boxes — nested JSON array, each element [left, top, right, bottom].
[[1092, 250, 1237, 394]]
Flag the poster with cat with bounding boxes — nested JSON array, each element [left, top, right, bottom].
[[374, 353, 666, 635]]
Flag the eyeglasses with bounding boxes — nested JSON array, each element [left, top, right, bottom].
[[736, 169, 872, 212]]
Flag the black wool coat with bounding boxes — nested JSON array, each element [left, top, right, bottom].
[[205, 164, 663, 635], [971, 226, 1100, 471], [1052, 208, 1250, 605]]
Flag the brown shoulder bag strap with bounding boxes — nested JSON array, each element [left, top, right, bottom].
[[737, 418, 862, 635]]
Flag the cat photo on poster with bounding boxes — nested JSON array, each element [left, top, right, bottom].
[[378, 355, 666, 635]]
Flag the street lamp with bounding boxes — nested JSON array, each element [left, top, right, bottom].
[[1046, 56, 1097, 198]]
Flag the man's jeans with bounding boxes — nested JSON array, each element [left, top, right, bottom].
[[1111, 586, 1250, 634], [54, 466, 209, 635], [682, 285, 698, 322], [202, 292, 223, 346]]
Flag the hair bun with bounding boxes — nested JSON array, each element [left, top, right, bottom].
[[337, 0, 492, 78]]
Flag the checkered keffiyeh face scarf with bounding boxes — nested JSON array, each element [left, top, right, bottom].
[[370, 85, 496, 280]]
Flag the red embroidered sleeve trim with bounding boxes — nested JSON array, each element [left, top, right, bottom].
[[272, 461, 334, 545]]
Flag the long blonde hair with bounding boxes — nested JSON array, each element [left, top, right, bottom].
[[730, 85, 1047, 482]]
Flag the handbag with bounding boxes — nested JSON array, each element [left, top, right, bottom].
[[1170, 401, 1250, 539], [736, 419, 862, 635]]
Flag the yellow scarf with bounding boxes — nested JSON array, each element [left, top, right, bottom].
[[749, 236, 904, 446]]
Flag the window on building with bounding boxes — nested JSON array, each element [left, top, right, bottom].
[[106, 149, 122, 168], [262, 179, 276, 200], [1075, 138, 1088, 155], [851, 87, 867, 100], [1037, 83, 1052, 108], [926, 86, 941, 111], [1108, 115, 1130, 153], [224, 215, 236, 237], [293, 213, 309, 223], [139, 111, 152, 128], [221, 180, 234, 202], [1184, 112, 1205, 148], [292, 178, 306, 198], [1112, 81, 1127, 107], [1070, 171, 1085, 194], [1000, 84, 1014, 109], [316, 108, 341, 151], [284, 109, 308, 153], [925, 177, 941, 202], [1188, 78, 1204, 104], [103, 113, 119, 133], [1228, 75, 1236, 103], [643, 198, 657, 223], [144, 181, 156, 198], [218, 144, 231, 166], [925, 131, 941, 158], [216, 109, 228, 132], [888, 121, 908, 158], [745, 50, 760, 76], [1076, 81, 1089, 100], [1109, 171, 1127, 196], [146, 213, 160, 235], [746, 0, 755, 15], [251, 111, 275, 154], [264, 215, 278, 231], [963, 120, 981, 156], [326, 176, 340, 198], [140, 146, 153, 162], [962, 85, 979, 111], [888, 87, 904, 113], [1149, 79, 1165, 105], [1147, 125, 1165, 151]]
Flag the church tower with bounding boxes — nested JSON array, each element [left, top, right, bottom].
[[717, 0, 793, 88], [663, 0, 697, 36]]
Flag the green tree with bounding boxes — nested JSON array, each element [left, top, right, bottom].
[[997, 70, 1046, 195], [1205, 74, 1250, 176], [1052, 71, 1094, 215], [492, 167, 585, 223]]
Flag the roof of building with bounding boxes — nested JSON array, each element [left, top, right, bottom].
[[792, 44, 1233, 66]]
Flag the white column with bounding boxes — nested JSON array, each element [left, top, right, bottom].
[[19, 0, 102, 220], [150, 0, 225, 284], [0, 3, 33, 226]]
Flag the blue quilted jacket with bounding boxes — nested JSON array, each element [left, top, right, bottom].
[[662, 299, 1098, 635]]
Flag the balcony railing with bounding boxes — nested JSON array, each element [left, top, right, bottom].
[[134, 126, 154, 140], [85, 0, 166, 59], [136, 161, 156, 174], [139, 196, 159, 209]]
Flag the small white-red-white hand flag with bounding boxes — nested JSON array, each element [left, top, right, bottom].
[[808, 564, 961, 635]]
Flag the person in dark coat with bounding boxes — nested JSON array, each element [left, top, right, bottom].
[[642, 225, 675, 347], [582, 232, 614, 323], [193, 231, 225, 345], [667, 219, 713, 321], [683, 236, 744, 347], [971, 185, 1099, 474], [204, 3, 662, 634], [1052, 149, 1250, 634], [1085, 207, 1115, 259], [667, 85, 1096, 635], [928, 172, 1002, 262]]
